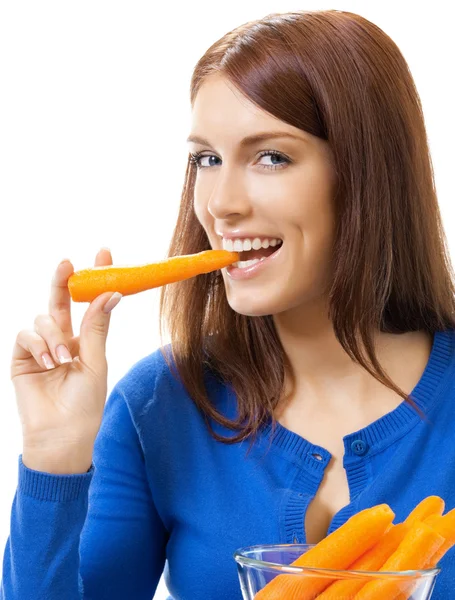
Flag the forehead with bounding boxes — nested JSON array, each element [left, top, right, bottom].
[[188, 73, 333, 165], [190, 74, 294, 138]]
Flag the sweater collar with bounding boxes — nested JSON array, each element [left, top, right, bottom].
[[259, 329, 455, 466]]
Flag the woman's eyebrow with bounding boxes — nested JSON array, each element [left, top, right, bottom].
[[186, 131, 305, 147]]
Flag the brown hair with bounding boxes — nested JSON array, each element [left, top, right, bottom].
[[159, 9, 455, 451]]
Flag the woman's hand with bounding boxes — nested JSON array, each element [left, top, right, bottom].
[[10, 248, 122, 474]]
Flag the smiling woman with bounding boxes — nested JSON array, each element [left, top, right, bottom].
[[160, 9, 455, 450], [185, 72, 338, 321], [3, 8, 455, 600]]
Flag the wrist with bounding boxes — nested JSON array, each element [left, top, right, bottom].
[[22, 446, 93, 475]]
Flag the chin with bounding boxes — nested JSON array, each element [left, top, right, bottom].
[[225, 293, 285, 318]]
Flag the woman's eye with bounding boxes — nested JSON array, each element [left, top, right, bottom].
[[195, 155, 221, 168], [189, 150, 290, 171], [257, 152, 289, 169]]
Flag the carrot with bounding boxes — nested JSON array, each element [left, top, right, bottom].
[[404, 495, 445, 526], [398, 510, 455, 598], [67, 250, 240, 302], [254, 504, 395, 600], [315, 522, 410, 599], [424, 508, 455, 565], [353, 521, 444, 600]]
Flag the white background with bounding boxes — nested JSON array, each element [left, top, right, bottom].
[[0, 1, 453, 598]]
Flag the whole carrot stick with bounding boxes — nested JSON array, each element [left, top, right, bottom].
[[315, 522, 410, 599], [404, 495, 445, 526], [67, 250, 240, 302], [254, 504, 395, 600], [353, 521, 444, 600]]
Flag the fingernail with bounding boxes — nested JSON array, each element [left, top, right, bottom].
[[42, 352, 56, 370], [103, 292, 122, 314], [56, 344, 73, 364], [100, 247, 111, 253]]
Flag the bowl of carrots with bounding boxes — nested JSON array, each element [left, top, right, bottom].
[[234, 545, 439, 599], [234, 496, 455, 599]]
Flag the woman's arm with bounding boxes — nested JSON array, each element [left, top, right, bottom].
[[1, 383, 168, 599]]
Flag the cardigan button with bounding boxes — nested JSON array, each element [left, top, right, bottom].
[[351, 439, 368, 456]]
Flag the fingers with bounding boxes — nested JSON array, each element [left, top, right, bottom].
[[48, 248, 113, 339], [33, 314, 74, 368], [78, 289, 120, 372], [49, 260, 75, 338], [94, 247, 113, 268], [12, 248, 116, 377], [77, 249, 118, 372], [14, 323, 72, 371]]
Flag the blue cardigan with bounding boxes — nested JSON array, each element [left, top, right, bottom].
[[2, 329, 455, 599]]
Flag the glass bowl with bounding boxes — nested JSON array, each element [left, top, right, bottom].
[[233, 543, 440, 599]]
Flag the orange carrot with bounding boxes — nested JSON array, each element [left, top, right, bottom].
[[67, 250, 240, 302], [316, 522, 410, 599], [254, 504, 395, 600], [398, 510, 455, 598], [424, 508, 455, 565], [404, 495, 445, 526], [353, 521, 444, 600]]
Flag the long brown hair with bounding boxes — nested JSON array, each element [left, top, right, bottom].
[[159, 9, 455, 451]]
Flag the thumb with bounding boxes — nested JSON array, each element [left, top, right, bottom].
[[79, 292, 122, 370]]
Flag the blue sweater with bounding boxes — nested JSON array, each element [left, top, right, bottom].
[[2, 329, 455, 599]]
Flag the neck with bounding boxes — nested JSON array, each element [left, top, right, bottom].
[[272, 297, 433, 411]]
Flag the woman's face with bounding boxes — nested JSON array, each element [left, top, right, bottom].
[[189, 73, 338, 317]]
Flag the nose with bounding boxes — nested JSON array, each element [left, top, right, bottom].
[[206, 166, 252, 220]]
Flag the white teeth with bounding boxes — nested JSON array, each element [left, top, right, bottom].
[[222, 237, 282, 252], [233, 258, 266, 269]]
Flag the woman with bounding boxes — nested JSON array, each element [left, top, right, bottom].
[[2, 9, 455, 600]]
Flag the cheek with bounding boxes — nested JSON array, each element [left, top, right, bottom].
[[192, 193, 208, 228], [286, 191, 335, 248], [287, 189, 336, 288], [311, 203, 336, 248], [304, 211, 336, 279], [299, 175, 336, 249], [193, 172, 215, 222], [304, 209, 337, 293]]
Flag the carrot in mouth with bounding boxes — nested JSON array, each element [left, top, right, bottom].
[[67, 250, 239, 302]]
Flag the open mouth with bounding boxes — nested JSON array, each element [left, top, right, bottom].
[[236, 242, 282, 262], [230, 240, 283, 269]]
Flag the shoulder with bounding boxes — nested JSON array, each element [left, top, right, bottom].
[[115, 344, 176, 397], [113, 345, 184, 414], [111, 344, 235, 429]]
